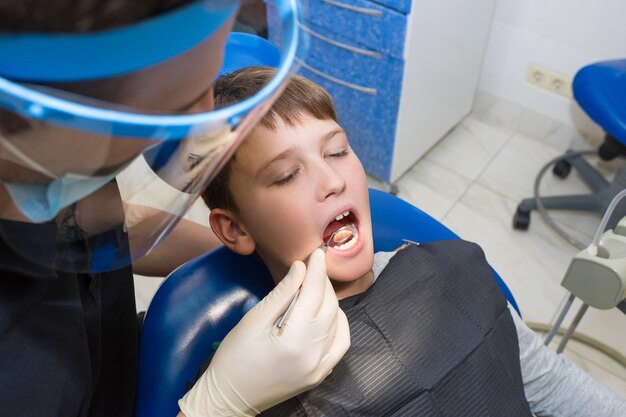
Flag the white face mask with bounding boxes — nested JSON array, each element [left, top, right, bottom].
[[4, 173, 118, 223], [0, 134, 119, 223]]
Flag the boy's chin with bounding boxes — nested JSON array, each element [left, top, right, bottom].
[[327, 253, 374, 283]]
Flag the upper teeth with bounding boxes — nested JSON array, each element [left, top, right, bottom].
[[335, 210, 350, 221]]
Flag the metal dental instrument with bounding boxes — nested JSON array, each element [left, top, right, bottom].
[[276, 224, 356, 330]]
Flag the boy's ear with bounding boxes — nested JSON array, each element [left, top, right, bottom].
[[209, 208, 256, 255]]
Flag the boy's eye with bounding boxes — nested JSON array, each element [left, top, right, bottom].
[[273, 167, 301, 186], [325, 149, 349, 158]]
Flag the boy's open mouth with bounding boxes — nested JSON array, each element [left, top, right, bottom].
[[322, 210, 359, 250]]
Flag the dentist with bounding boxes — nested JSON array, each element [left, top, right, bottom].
[[0, 1, 349, 416]]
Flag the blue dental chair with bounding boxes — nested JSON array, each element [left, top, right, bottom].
[[514, 58, 626, 231], [135, 188, 520, 417]]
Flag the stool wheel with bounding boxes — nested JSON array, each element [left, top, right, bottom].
[[513, 206, 530, 230], [552, 159, 572, 179]]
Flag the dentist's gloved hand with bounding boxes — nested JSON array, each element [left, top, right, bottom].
[[178, 249, 350, 417]]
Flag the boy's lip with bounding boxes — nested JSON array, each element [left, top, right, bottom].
[[321, 204, 361, 246]]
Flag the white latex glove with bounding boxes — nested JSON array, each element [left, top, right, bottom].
[[178, 249, 350, 417]]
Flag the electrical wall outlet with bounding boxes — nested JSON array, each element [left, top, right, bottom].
[[526, 64, 573, 98]]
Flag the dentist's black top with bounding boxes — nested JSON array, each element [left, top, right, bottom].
[[0, 219, 137, 417]]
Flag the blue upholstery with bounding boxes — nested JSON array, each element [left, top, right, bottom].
[[368, 189, 519, 316], [218, 32, 281, 76], [135, 189, 519, 417], [573, 58, 626, 144]]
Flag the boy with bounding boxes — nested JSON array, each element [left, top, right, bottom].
[[201, 67, 626, 416]]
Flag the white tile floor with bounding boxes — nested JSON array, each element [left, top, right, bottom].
[[369, 91, 626, 399], [135, 90, 626, 400]]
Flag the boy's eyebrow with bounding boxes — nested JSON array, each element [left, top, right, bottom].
[[255, 128, 345, 177]]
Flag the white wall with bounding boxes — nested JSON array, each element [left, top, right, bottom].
[[478, 0, 626, 137]]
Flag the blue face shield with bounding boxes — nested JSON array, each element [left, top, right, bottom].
[[0, 0, 308, 273]]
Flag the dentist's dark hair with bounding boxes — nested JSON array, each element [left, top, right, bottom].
[[0, 0, 191, 32], [202, 66, 338, 212]]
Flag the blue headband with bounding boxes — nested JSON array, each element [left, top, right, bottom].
[[0, 0, 239, 82], [0, 0, 301, 140]]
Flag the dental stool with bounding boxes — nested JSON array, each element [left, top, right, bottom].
[[514, 58, 626, 234], [135, 189, 520, 417]]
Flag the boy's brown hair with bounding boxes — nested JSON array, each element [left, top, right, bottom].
[[201, 66, 338, 212]]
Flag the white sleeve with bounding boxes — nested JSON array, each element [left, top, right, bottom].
[[508, 304, 626, 417]]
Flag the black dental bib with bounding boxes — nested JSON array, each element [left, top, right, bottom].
[[261, 241, 533, 417]]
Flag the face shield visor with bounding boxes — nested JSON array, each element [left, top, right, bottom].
[[0, 0, 308, 273]]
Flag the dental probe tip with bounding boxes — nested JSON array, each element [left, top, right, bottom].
[[276, 289, 300, 329]]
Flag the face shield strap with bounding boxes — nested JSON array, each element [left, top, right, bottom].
[[0, 0, 240, 82]]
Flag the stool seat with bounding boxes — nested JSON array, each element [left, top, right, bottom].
[[514, 58, 626, 237], [573, 59, 626, 144]]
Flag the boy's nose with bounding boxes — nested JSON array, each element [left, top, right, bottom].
[[317, 162, 346, 201]]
